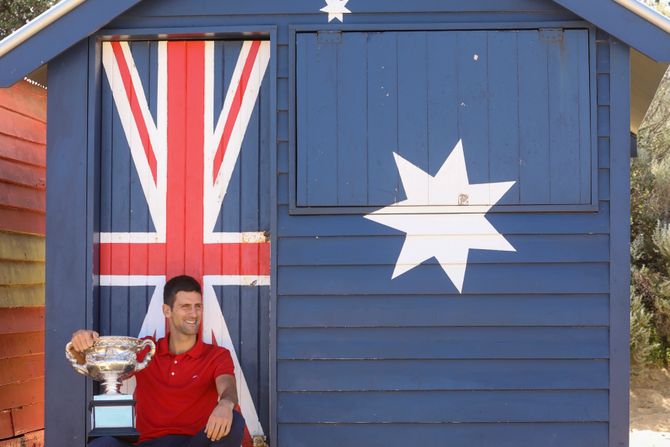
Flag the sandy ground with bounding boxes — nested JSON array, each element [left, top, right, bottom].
[[630, 368, 670, 446]]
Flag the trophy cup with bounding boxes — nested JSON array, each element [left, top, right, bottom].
[[65, 336, 156, 441]]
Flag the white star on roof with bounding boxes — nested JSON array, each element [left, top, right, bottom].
[[364, 140, 516, 292], [320, 0, 351, 22]]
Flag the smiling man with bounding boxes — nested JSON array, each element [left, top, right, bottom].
[[69, 275, 245, 447]]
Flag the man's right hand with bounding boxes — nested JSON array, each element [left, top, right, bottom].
[[70, 329, 99, 353]]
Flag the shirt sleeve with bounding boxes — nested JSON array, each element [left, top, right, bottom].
[[213, 347, 235, 377]]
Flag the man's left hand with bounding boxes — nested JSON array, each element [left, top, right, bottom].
[[205, 399, 235, 441]]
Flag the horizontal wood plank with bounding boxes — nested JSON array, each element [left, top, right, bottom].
[[278, 359, 608, 391], [0, 333, 44, 360], [0, 232, 44, 263], [278, 327, 609, 359], [277, 390, 608, 423], [278, 295, 609, 327], [0, 308, 44, 335], [0, 109, 45, 145], [278, 422, 607, 447], [0, 207, 45, 236], [278, 263, 609, 295], [278, 203, 610, 237], [0, 262, 44, 286], [0, 355, 44, 387], [0, 286, 44, 308], [0, 429, 44, 447], [0, 134, 45, 168], [278, 235, 609, 266], [0, 82, 46, 123], [0, 410, 12, 439], [0, 377, 43, 410], [0, 182, 45, 213], [11, 402, 44, 436], [0, 159, 45, 190]]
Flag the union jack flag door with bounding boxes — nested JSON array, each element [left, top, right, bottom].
[[97, 39, 272, 445]]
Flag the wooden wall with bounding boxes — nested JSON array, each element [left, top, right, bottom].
[[0, 80, 46, 447]]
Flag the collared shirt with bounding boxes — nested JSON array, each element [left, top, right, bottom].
[[134, 336, 234, 443]]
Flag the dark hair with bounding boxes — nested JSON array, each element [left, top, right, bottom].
[[163, 275, 202, 308]]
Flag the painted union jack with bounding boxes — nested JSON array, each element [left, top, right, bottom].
[[98, 39, 271, 445]]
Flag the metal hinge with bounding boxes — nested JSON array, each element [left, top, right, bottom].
[[539, 28, 564, 42], [317, 30, 342, 43]]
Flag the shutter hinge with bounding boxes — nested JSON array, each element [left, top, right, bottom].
[[317, 30, 342, 43]]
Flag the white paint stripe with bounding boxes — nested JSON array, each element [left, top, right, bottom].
[[204, 231, 269, 244], [98, 275, 165, 286], [102, 42, 166, 239], [202, 280, 264, 437], [99, 232, 163, 243], [204, 41, 271, 237], [205, 275, 270, 286]]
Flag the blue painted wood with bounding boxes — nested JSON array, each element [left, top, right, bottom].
[[45, 39, 90, 447], [609, 37, 631, 447], [278, 264, 609, 295], [277, 327, 609, 359], [0, 0, 142, 87], [553, 0, 670, 61], [278, 234, 609, 265], [295, 29, 594, 209], [277, 390, 608, 423], [278, 359, 609, 391], [277, 295, 609, 327], [488, 31, 520, 204], [366, 31, 399, 205], [278, 423, 608, 447], [337, 32, 367, 205]]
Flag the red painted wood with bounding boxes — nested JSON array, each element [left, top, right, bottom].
[[0, 308, 45, 335], [0, 207, 44, 236], [0, 333, 44, 360], [0, 159, 45, 190], [0, 109, 45, 145], [0, 430, 44, 447], [0, 377, 43, 410], [0, 411, 12, 439], [0, 182, 45, 213], [10, 402, 43, 436], [0, 135, 45, 168], [0, 82, 46, 123], [0, 356, 43, 387]]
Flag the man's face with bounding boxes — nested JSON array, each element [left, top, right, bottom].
[[163, 291, 203, 336]]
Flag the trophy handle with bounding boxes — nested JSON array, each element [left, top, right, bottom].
[[135, 339, 156, 372], [65, 342, 88, 375]]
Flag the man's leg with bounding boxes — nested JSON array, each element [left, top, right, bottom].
[[87, 437, 132, 447], [185, 411, 245, 447]]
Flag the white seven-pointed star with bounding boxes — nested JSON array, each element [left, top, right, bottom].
[[320, 0, 351, 22], [364, 140, 516, 293]]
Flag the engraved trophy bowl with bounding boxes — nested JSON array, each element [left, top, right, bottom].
[[65, 335, 156, 441], [66, 336, 155, 394]]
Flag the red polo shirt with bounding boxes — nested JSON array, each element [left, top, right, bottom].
[[135, 336, 234, 443]]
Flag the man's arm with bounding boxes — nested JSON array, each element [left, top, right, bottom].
[[205, 374, 238, 441]]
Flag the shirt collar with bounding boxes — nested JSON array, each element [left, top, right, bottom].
[[156, 335, 205, 359]]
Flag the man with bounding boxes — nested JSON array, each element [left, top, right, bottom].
[[69, 275, 245, 447]]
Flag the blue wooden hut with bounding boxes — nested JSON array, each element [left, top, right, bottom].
[[0, 1, 669, 446]]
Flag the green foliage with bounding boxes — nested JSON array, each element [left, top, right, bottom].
[[0, 0, 56, 40], [631, 65, 670, 372]]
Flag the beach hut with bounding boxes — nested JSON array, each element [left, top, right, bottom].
[[0, 1, 669, 446]]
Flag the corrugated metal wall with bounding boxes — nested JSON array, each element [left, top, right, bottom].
[[0, 80, 46, 447]]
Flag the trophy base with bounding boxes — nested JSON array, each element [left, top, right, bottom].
[[89, 395, 139, 443]]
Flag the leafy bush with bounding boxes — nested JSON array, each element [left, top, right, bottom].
[[0, 0, 56, 39]]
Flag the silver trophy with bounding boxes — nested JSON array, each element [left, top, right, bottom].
[[66, 336, 156, 441]]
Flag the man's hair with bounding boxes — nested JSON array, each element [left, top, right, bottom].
[[163, 275, 202, 308]]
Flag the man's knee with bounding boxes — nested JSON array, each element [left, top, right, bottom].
[[211, 411, 245, 447], [87, 436, 130, 447]]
